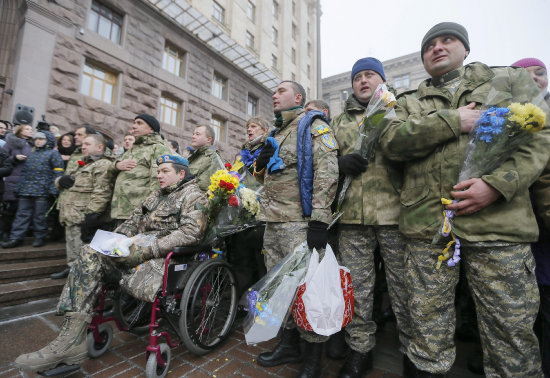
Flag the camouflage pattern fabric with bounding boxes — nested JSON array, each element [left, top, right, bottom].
[[256, 108, 339, 224], [188, 145, 224, 192], [380, 62, 550, 242], [57, 178, 208, 312], [263, 221, 328, 343], [64, 224, 83, 266], [338, 225, 410, 354], [332, 95, 402, 225], [405, 240, 541, 376], [64, 148, 83, 176], [57, 155, 115, 226], [110, 133, 172, 220]]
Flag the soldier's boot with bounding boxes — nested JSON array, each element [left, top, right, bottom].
[[14, 312, 91, 372], [326, 329, 349, 359], [257, 328, 302, 367], [338, 349, 373, 378], [296, 340, 323, 378]]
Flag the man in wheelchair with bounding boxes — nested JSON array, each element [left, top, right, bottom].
[[14, 154, 208, 373]]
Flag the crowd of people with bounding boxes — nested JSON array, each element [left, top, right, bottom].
[[2, 21, 550, 378]]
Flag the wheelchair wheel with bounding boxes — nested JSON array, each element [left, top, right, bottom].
[[114, 292, 152, 335], [87, 323, 113, 358], [179, 259, 238, 355], [145, 343, 171, 378]]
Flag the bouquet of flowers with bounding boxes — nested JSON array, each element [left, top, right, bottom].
[[433, 94, 547, 269], [241, 242, 310, 345], [198, 161, 261, 244], [330, 84, 396, 227]]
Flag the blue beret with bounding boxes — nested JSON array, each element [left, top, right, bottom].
[[157, 154, 189, 166], [351, 57, 386, 83]]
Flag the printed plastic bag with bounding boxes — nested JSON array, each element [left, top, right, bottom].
[[293, 244, 354, 336]]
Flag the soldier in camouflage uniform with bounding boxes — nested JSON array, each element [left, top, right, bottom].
[[332, 57, 410, 377], [110, 114, 172, 224], [188, 124, 224, 192], [55, 134, 115, 275], [254, 81, 339, 378], [380, 22, 550, 377], [14, 154, 208, 373]]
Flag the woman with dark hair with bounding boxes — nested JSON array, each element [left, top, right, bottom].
[[57, 132, 76, 169]]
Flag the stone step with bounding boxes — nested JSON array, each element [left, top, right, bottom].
[[0, 258, 67, 284], [0, 241, 66, 264], [0, 278, 65, 307]]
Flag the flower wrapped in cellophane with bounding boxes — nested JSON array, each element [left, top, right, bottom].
[[434, 92, 548, 269], [198, 160, 261, 244], [241, 242, 310, 345], [330, 84, 396, 227]]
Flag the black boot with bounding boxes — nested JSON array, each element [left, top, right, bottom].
[[338, 350, 372, 378], [297, 340, 323, 378], [327, 329, 349, 359], [1, 239, 23, 248], [51, 268, 70, 279], [257, 328, 302, 367], [32, 238, 46, 247]]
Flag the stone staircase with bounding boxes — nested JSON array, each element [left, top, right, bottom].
[[0, 239, 67, 319]]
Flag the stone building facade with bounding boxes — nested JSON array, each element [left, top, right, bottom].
[[322, 52, 429, 116], [0, 0, 284, 161]]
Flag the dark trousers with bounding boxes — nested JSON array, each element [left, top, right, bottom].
[[1, 200, 17, 238], [10, 196, 50, 240], [536, 285, 550, 378]]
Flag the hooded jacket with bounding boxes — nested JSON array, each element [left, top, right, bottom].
[[2, 132, 34, 201]]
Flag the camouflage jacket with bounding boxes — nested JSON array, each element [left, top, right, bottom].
[[110, 133, 172, 220], [256, 107, 339, 224], [57, 154, 115, 226], [332, 95, 402, 225], [116, 178, 208, 257], [188, 145, 224, 192], [380, 62, 550, 242], [65, 148, 83, 176]]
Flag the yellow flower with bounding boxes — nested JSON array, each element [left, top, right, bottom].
[[240, 187, 260, 216], [508, 102, 546, 133]]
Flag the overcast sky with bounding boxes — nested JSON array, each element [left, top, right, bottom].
[[320, 0, 550, 79]]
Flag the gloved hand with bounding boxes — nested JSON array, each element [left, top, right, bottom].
[[80, 213, 102, 243], [307, 221, 329, 250], [338, 153, 368, 176], [58, 175, 75, 189], [118, 244, 153, 268], [255, 143, 276, 171]]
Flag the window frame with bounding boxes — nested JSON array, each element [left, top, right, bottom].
[[88, 1, 123, 44], [212, 1, 225, 24], [159, 94, 182, 127], [210, 115, 226, 143], [212, 71, 228, 101], [80, 60, 117, 104], [162, 42, 186, 78]]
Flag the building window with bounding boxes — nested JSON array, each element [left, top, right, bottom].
[[272, 27, 278, 45], [81, 61, 116, 104], [88, 1, 122, 44], [162, 43, 186, 77], [394, 74, 411, 89], [247, 95, 258, 116], [291, 48, 296, 64], [271, 54, 278, 70], [307, 41, 311, 57], [272, 0, 279, 19], [211, 115, 226, 143], [159, 95, 181, 127], [212, 72, 227, 100], [212, 1, 225, 24], [292, 23, 297, 40], [247, 0, 255, 22], [246, 31, 254, 49]]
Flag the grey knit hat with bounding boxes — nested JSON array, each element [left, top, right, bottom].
[[421, 22, 470, 59]]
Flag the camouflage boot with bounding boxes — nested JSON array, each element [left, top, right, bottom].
[[14, 312, 91, 372]]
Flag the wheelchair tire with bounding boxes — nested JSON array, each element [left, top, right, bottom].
[[145, 343, 171, 378], [179, 259, 238, 355], [87, 323, 113, 358], [114, 292, 152, 335]]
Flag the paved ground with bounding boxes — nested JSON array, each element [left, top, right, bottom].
[[0, 305, 481, 378]]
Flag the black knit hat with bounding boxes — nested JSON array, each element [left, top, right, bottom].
[[421, 22, 470, 60], [134, 114, 160, 133]]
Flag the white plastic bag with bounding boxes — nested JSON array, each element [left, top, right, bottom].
[[301, 244, 346, 336]]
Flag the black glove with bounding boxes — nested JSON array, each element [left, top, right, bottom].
[[307, 221, 329, 250], [58, 175, 75, 189], [338, 153, 368, 176], [80, 213, 102, 243], [255, 144, 276, 171]]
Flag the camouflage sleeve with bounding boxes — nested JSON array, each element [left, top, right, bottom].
[[532, 158, 550, 232], [86, 161, 115, 215], [153, 187, 209, 256], [379, 94, 461, 161], [50, 151, 65, 196], [311, 120, 339, 224], [115, 193, 152, 236]]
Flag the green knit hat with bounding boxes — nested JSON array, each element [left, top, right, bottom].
[[421, 22, 470, 60]]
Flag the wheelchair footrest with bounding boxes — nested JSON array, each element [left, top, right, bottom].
[[39, 364, 80, 376]]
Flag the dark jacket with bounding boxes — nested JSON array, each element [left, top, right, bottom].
[[0, 148, 14, 197], [16, 131, 64, 197], [1, 132, 33, 201]]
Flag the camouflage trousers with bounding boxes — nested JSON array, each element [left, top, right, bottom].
[[263, 221, 328, 343], [406, 240, 542, 376], [57, 244, 152, 314], [338, 224, 410, 354], [65, 224, 83, 266]]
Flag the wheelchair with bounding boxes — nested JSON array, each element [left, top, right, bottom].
[[83, 243, 238, 378]]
